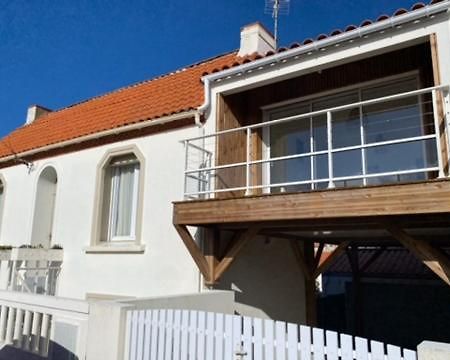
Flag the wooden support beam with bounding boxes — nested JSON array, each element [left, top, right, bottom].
[[386, 224, 450, 286], [289, 240, 313, 280], [314, 243, 325, 270], [347, 246, 363, 336], [174, 224, 211, 283], [303, 241, 317, 327], [313, 241, 350, 278], [213, 226, 260, 282], [430, 33, 449, 174], [204, 228, 220, 285]]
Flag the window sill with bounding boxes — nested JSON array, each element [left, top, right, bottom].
[[84, 244, 145, 254]]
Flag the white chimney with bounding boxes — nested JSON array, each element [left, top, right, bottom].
[[238, 22, 276, 57], [26, 104, 51, 125]]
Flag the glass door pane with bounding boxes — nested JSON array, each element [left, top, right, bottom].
[[313, 91, 361, 187], [269, 104, 311, 192]]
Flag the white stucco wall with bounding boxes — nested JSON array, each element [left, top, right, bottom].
[[0, 124, 204, 300]]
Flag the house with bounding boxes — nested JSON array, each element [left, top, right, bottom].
[[0, 0, 449, 356]]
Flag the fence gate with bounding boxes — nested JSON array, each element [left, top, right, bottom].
[[125, 309, 417, 360]]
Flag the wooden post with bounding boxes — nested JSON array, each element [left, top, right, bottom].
[[203, 228, 220, 286], [303, 241, 317, 327], [430, 33, 449, 175], [347, 246, 363, 336]]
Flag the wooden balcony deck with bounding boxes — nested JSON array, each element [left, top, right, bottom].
[[173, 179, 450, 228]]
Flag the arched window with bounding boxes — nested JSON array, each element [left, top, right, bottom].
[[94, 148, 145, 246], [31, 166, 58, 248]]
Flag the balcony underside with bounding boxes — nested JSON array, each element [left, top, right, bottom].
[[173, 179, 450, 229]]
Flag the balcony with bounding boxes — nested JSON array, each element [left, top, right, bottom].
[[0, 247, 63, 296], [182, 85, 450, 201]]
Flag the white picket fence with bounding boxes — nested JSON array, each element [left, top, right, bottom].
[[125, 309, 417, 360]]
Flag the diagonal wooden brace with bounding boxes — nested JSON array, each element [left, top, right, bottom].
[[174, 224, 212, 283], [213, 226, 260, 282], [386, 224, 450, 286]]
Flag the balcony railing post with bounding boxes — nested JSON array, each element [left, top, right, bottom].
[[444, 89, 450, 169], [327, 111, 335, 189], [432, 89, 445, 178], [245, 128, 252, 196], [183, 140, 189, 199]]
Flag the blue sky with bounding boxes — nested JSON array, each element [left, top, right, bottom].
[[0, 0, 421, 137]]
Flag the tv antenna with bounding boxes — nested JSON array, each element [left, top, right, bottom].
[[264, 0, 290, 47]]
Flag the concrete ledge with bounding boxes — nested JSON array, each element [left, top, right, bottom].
[[84, 244, 145, 254], [418, 341, 450, 360]]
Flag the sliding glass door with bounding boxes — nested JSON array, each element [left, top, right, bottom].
[[264, 76, 436, 193]]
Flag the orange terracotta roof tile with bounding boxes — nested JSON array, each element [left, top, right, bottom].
[[0, 52, 239, 159]]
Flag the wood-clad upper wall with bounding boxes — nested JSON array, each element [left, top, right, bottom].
[[215, 43, 434, 197]]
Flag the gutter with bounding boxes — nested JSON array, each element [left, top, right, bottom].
[[0, 110, 199, 165], [197, 0, 450, 115]]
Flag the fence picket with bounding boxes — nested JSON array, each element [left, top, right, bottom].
[[275, 321, 286, 359], [325, 330, 338, 360], [164, 310, 173, 360], [196, 311, 206, 359], [172, 310, 182, 360], [157, 310, 166, 360], [403, 349, 417, 360], [232, 315, 242, 359], [287, 323, 298, 360], [300, 325, 311, 360], [370, 340, 385, 360], [188, 310, 197, 359], [340, 333, 354, 360], [214, 313, 224, 360], [313, 328, 325, 360], [143, 311, 152, 360], [264, 319, 274, 360], [125, 309, 418, 360], [355, 337, 369, 360], [253, 318, 263, 360], [205, 312, 214, 359], [136, 310, 146, 360], [180, 310, 189, 360], [242, 316, 253, 359], [150, 310, 159, 360], [224, 314, 233, 360], [125, 311, 132, 360], [130, 311, 139, 360], [387, 344, 402, 360]]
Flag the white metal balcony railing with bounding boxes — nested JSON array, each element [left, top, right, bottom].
[[182, 85, 450, 200], [0, 248, 63, 296]]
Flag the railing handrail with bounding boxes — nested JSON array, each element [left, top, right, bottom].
[[182, 84, 449, 142], [184, 133, 437, 175]]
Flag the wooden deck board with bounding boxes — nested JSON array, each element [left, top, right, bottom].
[[173, 180, 450, 226]]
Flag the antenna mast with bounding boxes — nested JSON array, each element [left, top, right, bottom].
[[264, 0, 290, 47]]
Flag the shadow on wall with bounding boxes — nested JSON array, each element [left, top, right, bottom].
[[215, 235, 307, 324], [0, 342, 78, 360]]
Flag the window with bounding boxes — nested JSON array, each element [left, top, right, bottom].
[[264, 75, 436, 192], [31, 167, 58, 248], [97, 152, 143, 244]]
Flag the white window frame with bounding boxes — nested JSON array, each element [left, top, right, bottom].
[[107, 161, 140, 242], [90, 145, 146, 251]]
